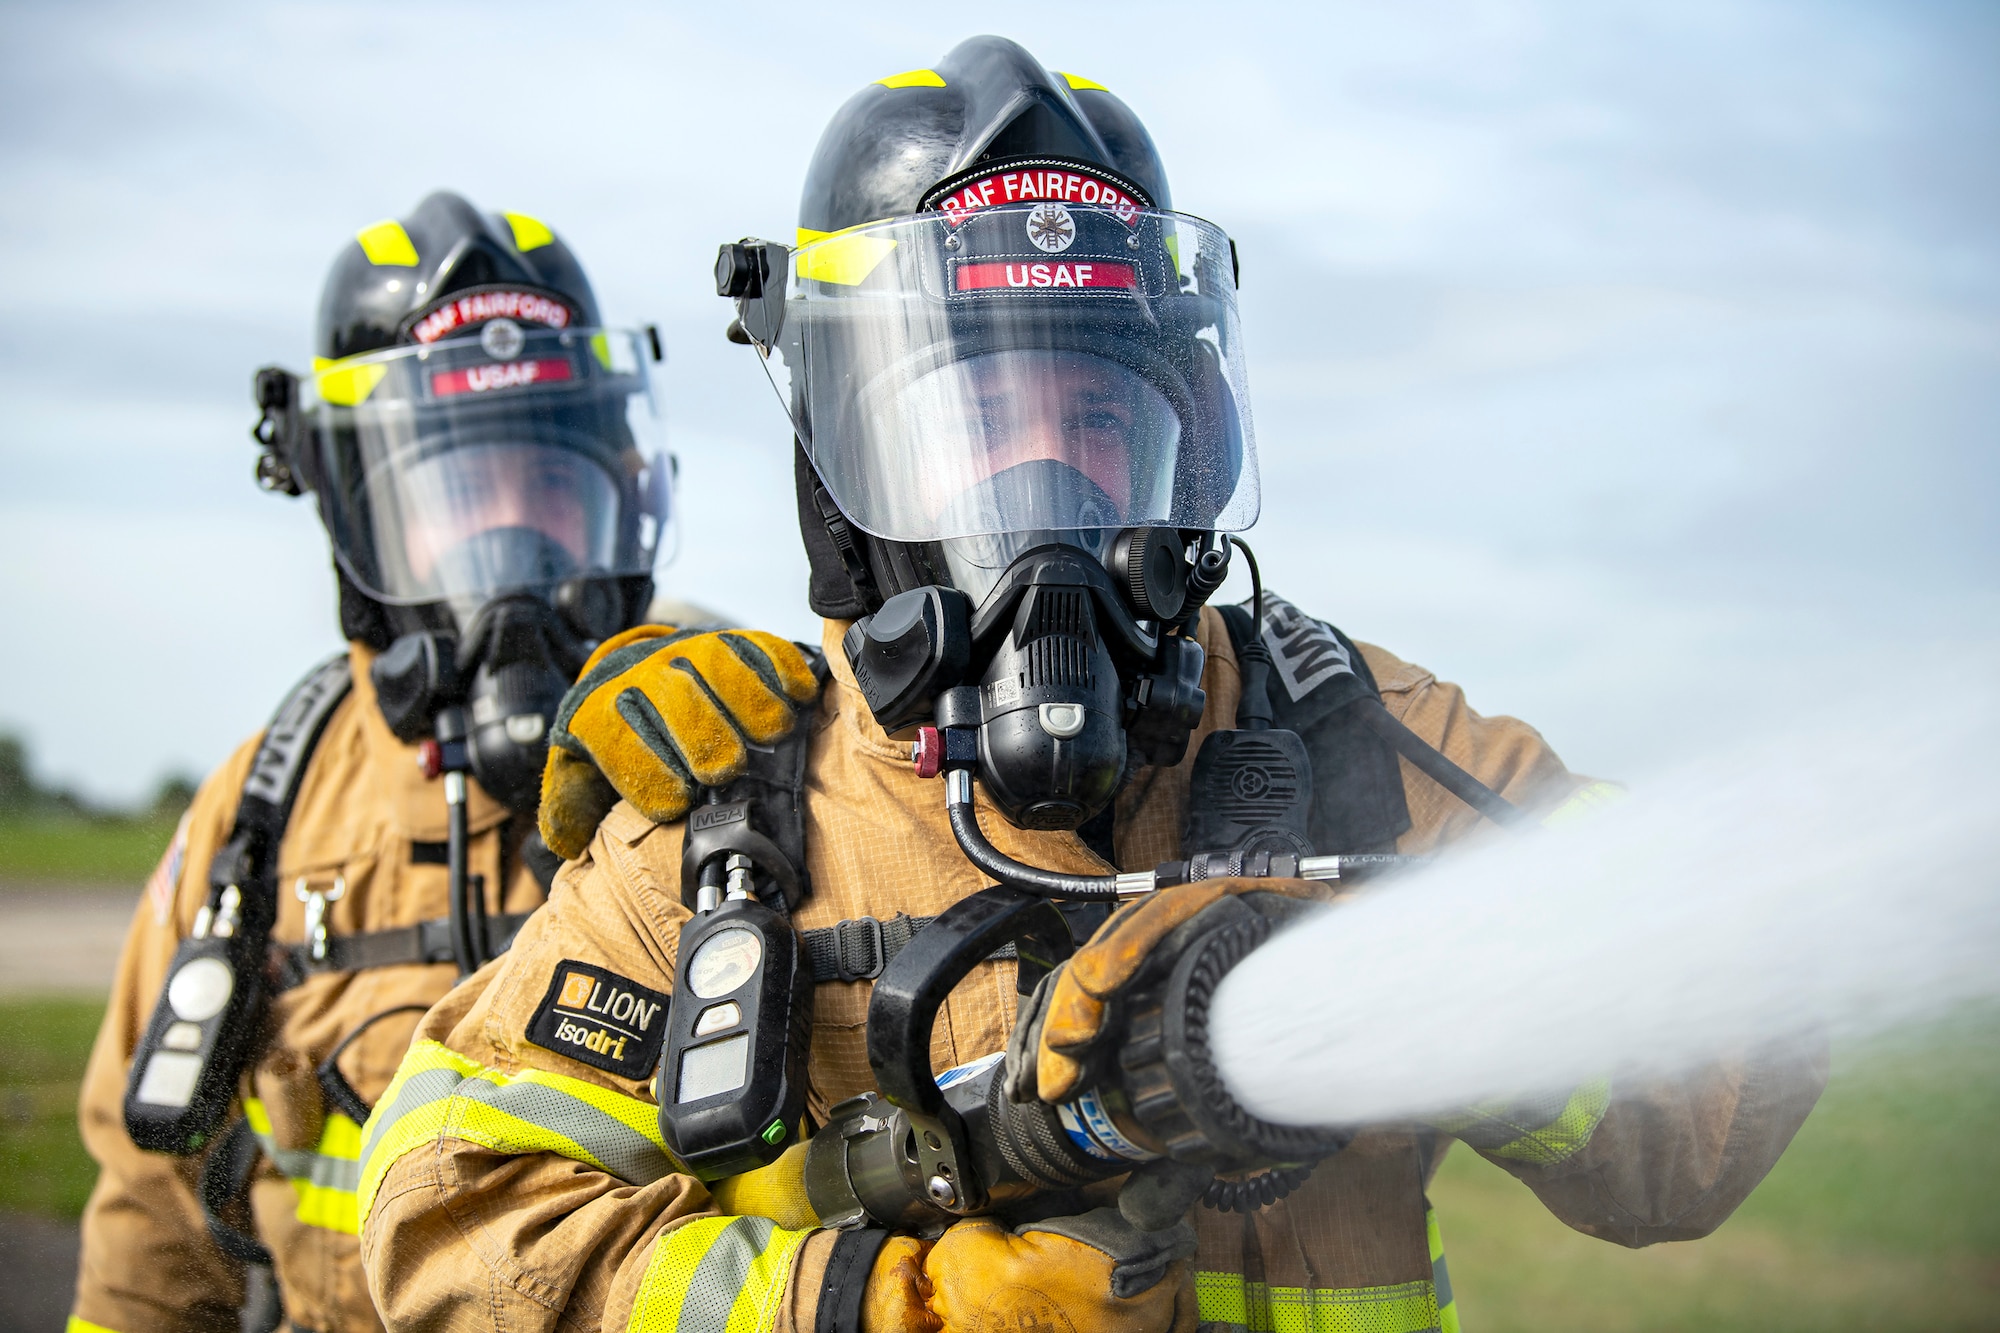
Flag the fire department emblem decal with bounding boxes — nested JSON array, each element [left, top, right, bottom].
[[1025, 202, 1077, 253], [481, 317, 526, 360]]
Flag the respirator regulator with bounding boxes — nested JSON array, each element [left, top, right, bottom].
[[844, 523, 1222, 832]]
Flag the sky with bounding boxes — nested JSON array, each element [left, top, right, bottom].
[[0, 0, 1994, 805]]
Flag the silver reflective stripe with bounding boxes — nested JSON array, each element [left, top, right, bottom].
[[362, 1057, 673, 1185], [675, 1216, 778, 1333]]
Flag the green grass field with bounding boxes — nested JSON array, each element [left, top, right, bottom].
[[2, 991, 1994, 1327], [1431, 1012, 2000, 1331], [0, 814, 181, 885], [0, 996, 107, 1217]]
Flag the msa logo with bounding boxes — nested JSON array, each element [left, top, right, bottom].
[[1258, 592, 1356, 701], [527, 961, 669, 1080]]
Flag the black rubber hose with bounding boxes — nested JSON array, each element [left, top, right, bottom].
[[1228, 537, 1275, 731], [1353, 698, 1528, 829], [447, 789, 477, 974], [945, 786, 1124, 901]]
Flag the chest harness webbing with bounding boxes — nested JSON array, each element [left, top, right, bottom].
[[796, 595, 1520, 985], [123, 656, 539, 1295]]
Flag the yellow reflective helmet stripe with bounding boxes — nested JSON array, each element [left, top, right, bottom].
[[505, 211, 556, 252], [1060, 72, 1109, 92], [241, 1097, 363, 1235], [357, 1038, 675, 1231], [311, 354, 387, 407], [875, 69, 945, 89], [1193, 1272, 1443, 1333], [793, 230, 897, 286], [627, 1214, 812, 1333], [591, 331, 614, 370], [356, 219, 419, 267], [1541, 779, 1627, 830], [67, 1318, 124, 1333]]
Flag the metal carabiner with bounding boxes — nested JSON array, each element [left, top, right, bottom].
[[295, 874, 348, 964]]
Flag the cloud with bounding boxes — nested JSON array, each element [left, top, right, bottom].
[[0, 0, 1994, 800]]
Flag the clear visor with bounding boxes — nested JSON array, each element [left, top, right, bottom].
[[298, 325, 673, 608], [756, 206, 1258, 545]]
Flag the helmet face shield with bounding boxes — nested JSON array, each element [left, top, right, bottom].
[[299, 325, 672, 610], [763, 205, 1258, 550]]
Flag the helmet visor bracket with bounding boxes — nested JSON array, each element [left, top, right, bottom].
[[762, 206, 1258, 549]]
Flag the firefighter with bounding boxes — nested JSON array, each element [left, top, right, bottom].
[[69, 191, 817, 1333], [356, 43, 1826, 1333]]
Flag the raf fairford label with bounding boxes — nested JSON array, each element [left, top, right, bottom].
[[526, 960, 670, 1080]]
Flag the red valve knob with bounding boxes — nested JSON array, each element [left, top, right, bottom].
[[417, 738, 444, 780], [912, 726, 942, 779]]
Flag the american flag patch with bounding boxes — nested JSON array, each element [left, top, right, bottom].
[[147, 812, 191, 926]]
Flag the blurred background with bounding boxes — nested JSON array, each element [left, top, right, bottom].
[[0, 1, 1994, 1329]]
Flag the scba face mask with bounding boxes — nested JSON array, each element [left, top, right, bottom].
[[725, 172, 1256, 828], [296, 324, 676, 813]]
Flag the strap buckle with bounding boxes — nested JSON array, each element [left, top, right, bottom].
[[834, 916, 887, 983]]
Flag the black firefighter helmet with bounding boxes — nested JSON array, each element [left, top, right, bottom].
[[257, 190, 672, 650], [749, 36, 1258, 619]]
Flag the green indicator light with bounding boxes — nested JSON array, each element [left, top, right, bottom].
[[761, 1119, 788, 1145]]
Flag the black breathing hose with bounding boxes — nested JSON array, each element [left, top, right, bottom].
[[1228, 537, 1275, 731], [446, 780, 479, 974], [944, 772, 1128, 901], [1353, 699, 1528, 828]]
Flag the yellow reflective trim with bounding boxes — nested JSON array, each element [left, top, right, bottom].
[[875, 69, 945, 89], [1542, 779, 1627, 830], [68, 1318, 123, 1333], [1488, 1077, 1610, 1164], [796, 228, 829, 247], [357, 1039, 672, 1229], [504, 211, 556, 251], [591, 331, 614, 370], [708, 1140, 818, 1230], [319, 1110, 362, 1161], [1195, 1273, 1440, 1333], [794, 232, 897, 287], [1267, 1282, 1438, 1333], [243, 1096, 273, 1137], [723, 1223, 809, 1333], [1195, 1271, 1250, 1327], [630, 1216, 731, 1331], [311, 354, 388, 407], [356, 219, 419, 267], [293, 1179, 358, 1234], [627, 1215, 811, 1333], [1061, 72, 1109, 92], [1426, 1206, 1458, 1333]]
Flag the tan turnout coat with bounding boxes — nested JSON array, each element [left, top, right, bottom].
[[72, 646, 547, 1333], [357, 606, 1825, 1333]]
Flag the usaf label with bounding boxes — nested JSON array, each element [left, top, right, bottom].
[[526, 960, 669, 1080]]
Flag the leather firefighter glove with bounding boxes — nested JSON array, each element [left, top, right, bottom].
[[539, 624, 821, 858], [1024, 877, 1337, 1103], [922, 1209, 1197, 1333], [858, 1235, 942, 1333]]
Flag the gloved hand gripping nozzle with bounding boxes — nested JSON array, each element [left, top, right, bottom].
[[801, 880, 1356, 1236]]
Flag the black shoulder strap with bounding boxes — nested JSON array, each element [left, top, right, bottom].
[[1216, 593, 1381, 731], [1216, 595, 1411, 852], [688, 644, 830, 916], [1217, 595, 1523, 838], [204, 654, 353, 934]]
